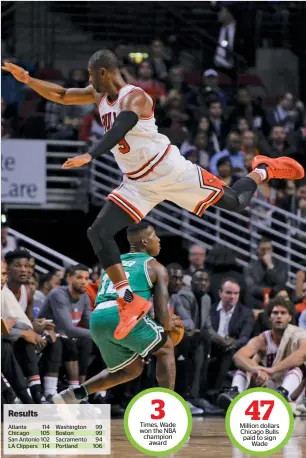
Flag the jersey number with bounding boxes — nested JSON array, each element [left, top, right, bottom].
[[118, 138, 130, 154], [99, 272, 131, 296]]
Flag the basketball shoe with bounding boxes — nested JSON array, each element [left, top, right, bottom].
[[114, 294, 152, 340], [252, 155, 304, 180]]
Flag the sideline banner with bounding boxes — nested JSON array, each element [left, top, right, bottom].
[[2, 140, 46, 204]]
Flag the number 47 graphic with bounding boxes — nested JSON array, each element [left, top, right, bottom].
[[245, 400, 275, 421]]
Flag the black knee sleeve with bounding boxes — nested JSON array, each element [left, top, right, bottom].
[[216, 177, 257, 213], [87, 200, 135, 269]]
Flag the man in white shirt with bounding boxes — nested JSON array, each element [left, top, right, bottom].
[[208, 278, 254, 393]]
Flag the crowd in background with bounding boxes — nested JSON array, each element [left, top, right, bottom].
[[1, 226, 306, 415]]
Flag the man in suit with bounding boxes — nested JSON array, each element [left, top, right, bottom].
[[171, 269, 225, 413], [209, 278, 255, 393], [244, 237, 288, 309]]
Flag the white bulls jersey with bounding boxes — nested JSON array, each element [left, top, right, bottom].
[[261, 330, 279, 368], [99, 84, 170, 175]]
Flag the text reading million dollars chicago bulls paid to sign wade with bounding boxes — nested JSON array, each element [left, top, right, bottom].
[[3, 405, 111, 455]]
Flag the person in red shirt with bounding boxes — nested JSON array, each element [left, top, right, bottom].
[[136, 60, 167, 106]]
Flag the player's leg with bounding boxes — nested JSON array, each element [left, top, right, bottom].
[[153, 336, 176, 390], [87, 200, 152, 339], [215, 156, 304, 213]]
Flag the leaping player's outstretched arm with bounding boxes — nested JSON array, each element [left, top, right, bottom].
[[2, 62, 95, 105], [62, 90, 151, 169], [233, 334, 266, 373]]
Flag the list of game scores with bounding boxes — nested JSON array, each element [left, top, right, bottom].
[[4, 404, 111, 455]]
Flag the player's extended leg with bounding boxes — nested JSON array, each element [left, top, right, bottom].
[[87, 200, 152, 339], [215, 156, 304, 212]]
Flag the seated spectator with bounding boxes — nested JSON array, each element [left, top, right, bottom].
[[148, 39, 171, 83], [228, 87, 269, 136], [183, 244, 206, 287], [207, 100, 229, 153], [33, 272, 61, 318], [267, 125, 294, 158], [194, 132, 210, 169], [39, 264, 92, 387], [244, 237, 288, 309], [79, 106, 105, 144], [172, 269, 226, 413], [181, 146, 198, 165], [209, 131, 245, 177], [87, 265, 101, 310], [241, 130, 261, 156], [2, 259, 61, 402], [218, 298, 306, 410], [167, 263, 184, 300], [202, 69, 227, 106], [295, 282, 306, 314], [166, 65, 192, 100], [236, 117, 250, 135], [267, 92, 304, 134], [296, 261, 306, 302], [215, 156, 238, 187], [135, 60, 167, 106], [208, 279, 255, 393]]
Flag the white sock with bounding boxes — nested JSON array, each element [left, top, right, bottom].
[[253, 168, 268, 182], [114, 280, 133, 300], [43, 376, 58, 397], [69, 380, 79, 389], [282, 368, 303, 400], [232, 370, 251, 392]]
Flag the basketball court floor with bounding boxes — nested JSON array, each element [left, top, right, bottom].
[[2, 417, 305, 458]]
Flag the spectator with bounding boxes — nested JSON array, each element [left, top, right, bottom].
[[268, 92, 303, 134], [2, 259, 61, 403], [208, 278, 255, 392], [167, 263, 184, 298], [299, 309, 306, 329], [202, 69, 227, 107], [236, 117, 250, 135], [295, 282, 306, 314], [136, 60, 167, 106], [172, 269, 226, 413], [207, 100, 229, 152], [79, 107, 105, 144], [244, 237, 288, 309], [228, 87, 269, 136], [183, 244, 206, 286], [241, 130, 260, 156], [167, 65, 192, 100], [209, 131, 245, 177], [194, 132, 210, 168], [267, 125, 294, 158], [295, 261, 306, 302], [39, 264, 92, 387], [33, 272, 61, 318], [148, 39, 171, 83], [215, 156, 238, 187], [1, 221, 17, 257]]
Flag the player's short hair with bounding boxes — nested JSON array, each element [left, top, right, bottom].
[[4, 249, 32, 265], [88, 50, 118, 71], [69, 264, 89, 276], [267, 297, 293, 316], [126, 222, 152, 236]]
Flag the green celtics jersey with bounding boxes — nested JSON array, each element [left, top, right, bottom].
[[95, 252, 154, 306]]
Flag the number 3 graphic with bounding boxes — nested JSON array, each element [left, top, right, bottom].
[[151, 399, 165, 420], [118, 138, 130, 154]]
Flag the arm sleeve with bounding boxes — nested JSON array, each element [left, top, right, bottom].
[[87, 111, 138, 159], [48, 291, 91, 338]]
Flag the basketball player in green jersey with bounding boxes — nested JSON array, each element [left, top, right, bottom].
[[53, 222, 181, 404]]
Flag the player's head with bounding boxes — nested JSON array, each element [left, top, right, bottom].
[[67, 264, 90, 294], [4, 249, 32, 285], [88, 50, 119, 92], [127, 222, 160, 257], [267, 297, 293, 332]]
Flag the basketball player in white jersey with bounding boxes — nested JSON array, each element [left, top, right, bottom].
[[3, 52, 304, 341], [217, 297, 306, 410]]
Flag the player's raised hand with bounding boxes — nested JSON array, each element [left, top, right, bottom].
[[1, 62, 30, 84], [62, 153, 92, 169]]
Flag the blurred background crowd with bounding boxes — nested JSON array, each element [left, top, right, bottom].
[[1, 1, 306, 415]]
